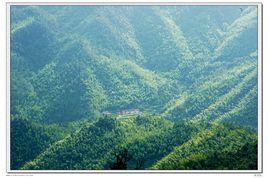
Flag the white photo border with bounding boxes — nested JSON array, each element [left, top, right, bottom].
[[6, 1, 263, 174]]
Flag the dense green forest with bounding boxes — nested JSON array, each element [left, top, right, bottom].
[[10, 5, 259, 170]]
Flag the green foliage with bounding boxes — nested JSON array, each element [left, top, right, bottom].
[[215, 7, 257, 59], [109, 146, 131, 170], [152, 123, 258, 170], [10, 118, 67, 169], [10, 5, 258, 170]]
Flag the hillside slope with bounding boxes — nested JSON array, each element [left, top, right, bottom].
[[152, 123, 257, 170]]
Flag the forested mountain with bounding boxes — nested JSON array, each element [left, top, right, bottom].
[[152, 122, 258, 170], [10, 5, 259, 170]]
